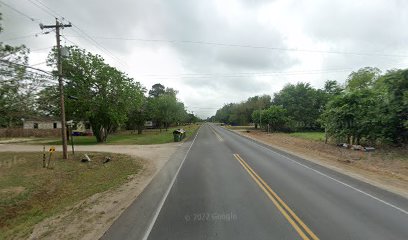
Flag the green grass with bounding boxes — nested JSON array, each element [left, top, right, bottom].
[[26, 124, 201, 145], [224, 125, 255, 130], [0, 151, 142, 240], [289, 132, 325, 141]]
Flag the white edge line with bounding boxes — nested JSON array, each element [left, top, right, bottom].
[[142, 125, 201, 240], [219, 126, 408, 215]]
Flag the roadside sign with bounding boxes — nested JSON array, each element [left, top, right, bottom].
[[49, 147, 56, 152]]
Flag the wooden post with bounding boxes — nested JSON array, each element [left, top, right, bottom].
[[42, 146, 46, 168]]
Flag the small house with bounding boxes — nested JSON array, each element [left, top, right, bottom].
[[23, 117, 61, 130]]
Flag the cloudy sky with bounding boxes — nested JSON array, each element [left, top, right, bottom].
[[1, 0, 408, 118]]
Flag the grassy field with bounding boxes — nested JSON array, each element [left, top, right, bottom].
[[0, 152, 142, 239], [25, 124, 201, 145], [224, 125, 325, 142], [289, 132, 325, 141]]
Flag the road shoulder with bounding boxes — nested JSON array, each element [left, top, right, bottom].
[[100, 133, 198, 240], [21, 143, 180, 240], [232, 130, 408, 199]]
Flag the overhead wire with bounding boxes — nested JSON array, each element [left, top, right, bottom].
[[0, 59, 53, 76], [31, 46, 53, 52], [65, 35, 408, 59], [0, 60, 69, 86], [26, 0, 57, 20], [5, 0, 406, 84], [0, 0, 40, 22], [131, 68, 353, 80], [0, 32, 43, 41], [26, 0, 128, 67]]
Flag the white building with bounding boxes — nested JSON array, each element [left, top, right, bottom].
[[23, 117, 61, 129]]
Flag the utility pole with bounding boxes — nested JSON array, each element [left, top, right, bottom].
[[40, 19, 72, 159]]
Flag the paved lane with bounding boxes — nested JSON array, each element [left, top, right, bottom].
[[147, 124, 301, 240], [104, 123, 408, 240]]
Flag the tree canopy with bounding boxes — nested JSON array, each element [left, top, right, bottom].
[[214, 68, 408, 145], [44, 46, 145, 142]]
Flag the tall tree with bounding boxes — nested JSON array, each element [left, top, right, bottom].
[[0, 13, 40, 127], [346, 67, 380, 90], [46, 46, 145, 142], [273, 82, 324, 130], [148, 83, 165, 98], [261, 106, 288, 132], [147, 84, 187, 131]]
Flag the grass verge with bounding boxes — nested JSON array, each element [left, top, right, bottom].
[[24, 124, 201, 145], [224, 125, 255, 130], [289, 132, 325, 141], [0, 152, 142, 239]]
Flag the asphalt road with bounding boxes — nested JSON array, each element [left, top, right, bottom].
[[103, 123, 408, 240]]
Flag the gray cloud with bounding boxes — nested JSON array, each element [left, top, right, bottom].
[[1, 0, 408, 118], [296, 0, 408, 51]]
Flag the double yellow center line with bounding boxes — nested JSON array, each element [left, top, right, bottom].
[[233, 154, 319, 240]]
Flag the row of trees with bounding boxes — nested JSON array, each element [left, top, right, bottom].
[[1, 15, 197, 142], [214, 81, 336, 130], [41, 46, 197, 142], [214, 67, 408, 145], [322, 68, 408, 145], [214, 95, 272, 126]]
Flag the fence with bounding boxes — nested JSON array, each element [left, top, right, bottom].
[[0, 128, 61, 138]]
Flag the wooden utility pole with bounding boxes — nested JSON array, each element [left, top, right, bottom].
[[40, 19, 72, 159]]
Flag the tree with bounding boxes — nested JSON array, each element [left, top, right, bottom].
[[0, 13, 40, 127], [346, 67, 380, 90], [35, 85, 60, 117], [46, 46, 145, 142], [148, 83, 165, 98], [273, 82, 324, 130], [251, 110, 261, 129], [126, 94, 148, 134], [214, 95, 271, 126], [147, 84, 187, 131], [262, 106, 288, 132], [321, 90, 378, 145], [374, 69, 408, 144], [321, 67, 408, 145], [323, 80, 343, 96]]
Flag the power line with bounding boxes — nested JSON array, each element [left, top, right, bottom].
[[69, 26, 128, 67], [30, 61, 46, 66], [65, 35, 408, 58], [31, 46, 53, 52], [26, 0, 128, 68], [0, 62, 57, 84], [60, 34, 78, 46], [0, 0, 40, 22], [0, 31, 47, 41], [0, 59, 53, 76], [61, 33, 127, 68], [132, 69, 353, 80], [26, 0, 57, 19], [136, 68, 353, 77]]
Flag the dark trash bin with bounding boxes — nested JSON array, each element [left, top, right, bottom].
[[173, 129, 186, 142]]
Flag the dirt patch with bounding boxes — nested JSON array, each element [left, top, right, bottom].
[[0, 143, 181, 240], [236, 130, 408, 198], [0, 186, 26, 197], [28, 158, 154, 240]]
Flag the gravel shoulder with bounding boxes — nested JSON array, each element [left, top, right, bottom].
[[234, 130, 408, 199], [0, 143, 181, 240]]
